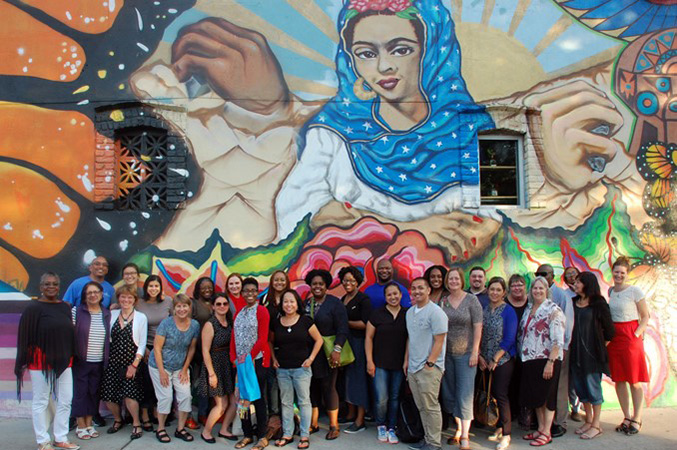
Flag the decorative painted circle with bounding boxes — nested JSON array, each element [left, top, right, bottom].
[[637, 91, 659, 115], [655, 77, 671, 93]]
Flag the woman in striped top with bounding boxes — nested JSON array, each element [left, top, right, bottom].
[[72, 281, 111, 440]]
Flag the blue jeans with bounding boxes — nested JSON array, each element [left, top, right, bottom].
[[441, 352, 477, 420], [277, 367, 312, 438], [373, 367, 404, 429]]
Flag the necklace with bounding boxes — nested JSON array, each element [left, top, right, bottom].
[[121, 309, 134, 325]]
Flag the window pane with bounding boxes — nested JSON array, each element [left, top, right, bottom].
[[479, 139, 519, 206]]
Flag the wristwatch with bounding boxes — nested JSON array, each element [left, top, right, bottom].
[[425, 361, 435, 368]]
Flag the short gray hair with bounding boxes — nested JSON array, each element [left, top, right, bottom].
[[40, 272, 60, 285]]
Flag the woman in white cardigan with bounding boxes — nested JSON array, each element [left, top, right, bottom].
[[100, 285, 148, 440]]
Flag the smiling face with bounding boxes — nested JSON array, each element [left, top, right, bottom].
[[147, 280, 161, 299], [469, 270, 486, 291], [384, 284, 402, 307], [272, 272, 288, 293], [509, 280, 526, 300], [118, 292, 136, 310], [429, 268, 444, 290], [350, 14, 423, 104], [199, 280, 214, 300], [122, 266, 139, 287], [574, 278, 585, 296], [282, 292, 299, 316], [410, 279, 430, 305], [564, 268, 579, 288], [530, 280, 548, 302], [89, 256, 109, 279], [341, 272, 359, 294], [488, 282, 505, 304], [174, 301, 191, 319], [612, 265, 628, 286], [446, 270, 463, 293], [85, 285, 103, 308], [40, 276, 60, 300], [213, 297, 229, 316], [376, 259, 394, 283], [310, 275, 328, 299], [242, 283, 259, 306], [227, 276, 242, 297]]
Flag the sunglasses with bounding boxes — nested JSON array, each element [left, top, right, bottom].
[[214, 302, 229, 307], [534, 272, 550, 277]]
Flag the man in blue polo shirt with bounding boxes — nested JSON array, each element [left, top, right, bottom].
[[63, 256, 115, 308], [365, 259, 411, 309]]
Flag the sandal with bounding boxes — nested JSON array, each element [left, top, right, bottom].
[[155, 429, 171, 443], [460, 437, 471, 450], [86, 427, 99, 438], [174, 428, 194, 442], [496, 436, 511, 450], [575, 422, 593, 435], [581, 426, 603, 440], [275, 437, 294, 447], [253, 437, 269, 450], [309, 425, 319, 435], [488, 429, 503, 441], [75, 428, 91, 440], [106, 420, 124, 434], [297, 438, 310, 449], [235, 437, 254, 449], [131, 426, 143, 440], [522, 431, 541, 441], [141, 420, 154, 432], [529, 433, 551, 447], [625, 420, 642, 435], [325, 426, 339, 440], [615, 417, 631, 433]]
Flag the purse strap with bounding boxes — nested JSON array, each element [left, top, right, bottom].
[[486, 372, 494, 407]]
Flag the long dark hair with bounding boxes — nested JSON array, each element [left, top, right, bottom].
[[279, 289, 305, 317], [263, 270, 290, 308], [193, 277, 215, 302], [577, 272, 607, 309], [213, 292, 234, 326], [143, 275, 165, 301]]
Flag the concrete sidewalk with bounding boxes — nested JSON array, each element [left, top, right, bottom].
[[4, 408, 676, 450]]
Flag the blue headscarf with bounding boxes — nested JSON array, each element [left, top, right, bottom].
[[303, 0, 494, 204]]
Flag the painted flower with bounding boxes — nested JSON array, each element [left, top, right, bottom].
[[287, 217, 446, 299], [348, 0, 414, 14]]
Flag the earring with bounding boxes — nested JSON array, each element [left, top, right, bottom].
[[353, 77, 377, 100]]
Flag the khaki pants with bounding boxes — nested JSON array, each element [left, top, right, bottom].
[[554, 350, 570, 426], [409, 367, 443, 448]]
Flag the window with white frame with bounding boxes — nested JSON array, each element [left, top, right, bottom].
[[478, 136, 524, 206]]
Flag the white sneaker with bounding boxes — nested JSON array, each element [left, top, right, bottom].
[[377, 426, 388, 442], [387, 429, 399, 444]]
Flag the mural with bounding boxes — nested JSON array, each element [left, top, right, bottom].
[[0, 0, 676, 412]]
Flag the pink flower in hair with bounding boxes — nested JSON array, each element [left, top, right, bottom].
[[387, 0, 412, 12]]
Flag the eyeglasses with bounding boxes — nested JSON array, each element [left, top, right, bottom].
[[86, 291, 102, 296], [342, 279, 357, 284], [92, 261, 109, 267], [242, 289, 258, 295], [214, 302, 228, 307]]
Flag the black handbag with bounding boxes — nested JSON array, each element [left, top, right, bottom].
[[474, 370, 499, 427]]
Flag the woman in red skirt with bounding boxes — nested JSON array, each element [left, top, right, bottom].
[[607, 257, 650, 436]]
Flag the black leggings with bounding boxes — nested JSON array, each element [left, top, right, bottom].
[[310, 368, 339, 411], [487, 359, 515, 435], [242, 359, 269, 439]]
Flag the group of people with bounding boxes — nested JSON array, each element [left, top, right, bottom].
[[15, 255, 650, 450]]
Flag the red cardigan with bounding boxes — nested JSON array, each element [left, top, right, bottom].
[[230, 304, 270, 367]]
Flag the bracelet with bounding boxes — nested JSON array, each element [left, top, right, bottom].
[[547, 359, 555, 363], [333, 345, 342, 352], [131, 364, 138, 369]]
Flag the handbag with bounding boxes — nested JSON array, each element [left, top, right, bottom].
[[474, 370, 499, 427], [235, 354, 261, 402], [321, 335, 355, 367], [309, 300, 355, 367]]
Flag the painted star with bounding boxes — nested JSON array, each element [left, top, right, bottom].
[[362, 122, 372, 130], [469, 124, 474, 131], [452, 132, 457, 139], [441, 46, 447, 53], [345, 127, 353, 134], [425, 186, 432, 194], [470, 166, 477, 173], [463, 152, 470, 159], [376, 166, 383, 174], [399, 173, 407, 181], [342, 97, 351, 107], [443, 111, 450, 117], [402, 145, 410, 154], [389, 186, 394, 192], [380, 136, 389, 143], [431, 121, 437, 128], [451, 84, 458, 91], [432, 94, 437, 100], [411, 158, 417, 164], [451, 172, 456, 178], [436, 141, 442, 148], [430, 163, 437, 169], [318, 115, 326, 122], [438, 76, 444, 82]]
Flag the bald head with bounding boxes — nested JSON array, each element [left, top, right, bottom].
[[376, 259, 393, 283]]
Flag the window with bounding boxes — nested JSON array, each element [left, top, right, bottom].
[[115, 126, 170, 210], [478, 136, 524, 206]]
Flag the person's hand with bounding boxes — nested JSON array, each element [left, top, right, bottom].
[[144, 349, 150, 363], [543, 361, 554, 380], [126, 365, 138, 379], [272, 357, 280, 369], [159, 369, 170, 387], [179, 369, 190, 384], [208, 373, 218, 389], [367, 361, 376, 377], [110, 303, 120, 310], [171, 17, 289, 114], [402, 360, 408, 376], [478, 356, 487, 371], [330, 350, 341, 368], [522, 79, 624, 192], [469, 352, 479, 367], [237, 354, 247, 365], [301, 358, 313, 368]]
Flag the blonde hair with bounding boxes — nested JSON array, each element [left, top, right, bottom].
[[116, 285, 139, 304], [173, 293, 193, 309], [445, 267, 465, 290]]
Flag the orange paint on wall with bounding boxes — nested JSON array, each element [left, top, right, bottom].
[[0, 2, 86, 81], [0, 102, 96, 200], [0, 247, 29, 292], [22, 0, 124, 34], [0, 163, 80, 259]]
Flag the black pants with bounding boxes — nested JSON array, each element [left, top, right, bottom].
[[486, 359, 514, 435], [242, 359, 269, 439], [310, 368, 339, 411]]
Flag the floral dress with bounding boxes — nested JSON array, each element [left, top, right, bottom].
[[198, 316, 234, 397]]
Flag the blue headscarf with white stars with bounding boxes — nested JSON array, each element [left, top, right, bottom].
[[303, 0, 494, 204]]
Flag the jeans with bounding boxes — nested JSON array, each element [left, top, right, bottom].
[[30, 369, 73, 444], [408, 367, 443, 448], [554, 350, 570, 427], [266, 367, 281, 416], [441, 352, 477, 420], [277, 367, 312, 438], [373, 368, 403, 429]]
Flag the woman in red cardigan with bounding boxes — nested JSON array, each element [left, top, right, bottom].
[[230, 277, 270, 450]]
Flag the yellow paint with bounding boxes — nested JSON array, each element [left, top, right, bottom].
[[72, 85, 89, 94], [110, 110, 124, 122], [98, 70, 107, 79]]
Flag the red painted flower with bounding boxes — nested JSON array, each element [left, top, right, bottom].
[[288, 217, 446, 299], [388, 0, 413, 12], [348, 0, 413, 13]]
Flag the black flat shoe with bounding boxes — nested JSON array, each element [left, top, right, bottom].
[[141, 421, 154, 432], [107, 421, 124, 434], [218, 432, 238, 441], [201, 433, 216, 444]]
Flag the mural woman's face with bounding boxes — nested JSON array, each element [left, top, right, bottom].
[[350, 14, 422, 103]]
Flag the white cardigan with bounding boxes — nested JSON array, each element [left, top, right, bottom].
[[110, 309, 148, 358]]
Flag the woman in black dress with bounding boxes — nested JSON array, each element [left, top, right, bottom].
[[198, 293, 235, 442], [339, 266, 371, 433], [305, 269, 349, 440]]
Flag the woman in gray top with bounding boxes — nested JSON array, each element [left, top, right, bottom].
[[440, 267, 483, 450]]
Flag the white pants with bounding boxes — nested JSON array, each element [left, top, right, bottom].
[[149, 366, 192, 414], [30, 369, 73, 444]]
